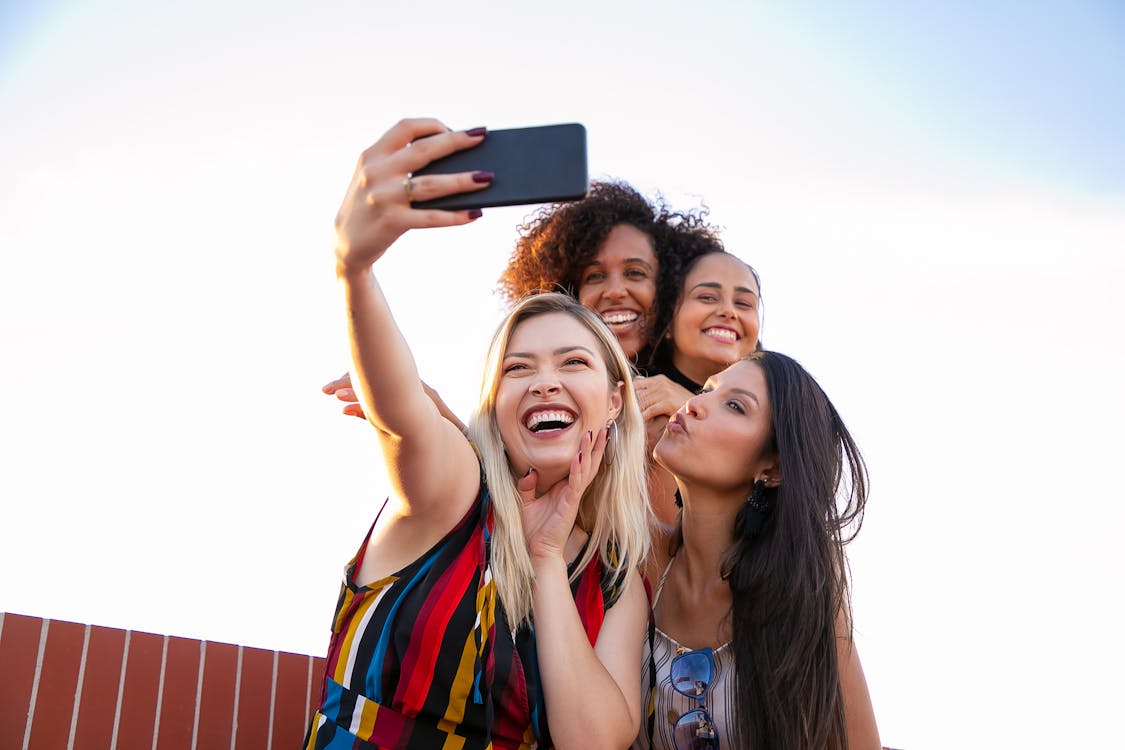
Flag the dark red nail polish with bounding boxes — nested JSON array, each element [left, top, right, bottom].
[[468, 208, 483, 220], [465, 126, 487, 137], [472, 170, 494, 183]]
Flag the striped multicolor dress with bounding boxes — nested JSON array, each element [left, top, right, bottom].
[[303, 480, 623, 750]]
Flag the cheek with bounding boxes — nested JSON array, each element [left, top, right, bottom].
[[577, 284, 597, 308], [636, 282, 657, 311], [494, 385, 519, 426], [740, 311, 761, 349], [671, 303, 698, 339]]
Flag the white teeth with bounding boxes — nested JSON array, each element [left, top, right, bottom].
[[525, 410, 576, 430], [602, 311, 638, 325], [704, 327, 737, 343]]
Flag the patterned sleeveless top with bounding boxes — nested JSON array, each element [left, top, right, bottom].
[[303, 479, 624, 750], [632, 557, 737, 750]]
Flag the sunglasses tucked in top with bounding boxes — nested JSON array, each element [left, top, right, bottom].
[[633, 557, 736, 750]]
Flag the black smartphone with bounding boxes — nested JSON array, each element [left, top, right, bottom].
[[411, 123, 588, 211]]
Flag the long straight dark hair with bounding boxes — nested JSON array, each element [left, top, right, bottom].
[[716, 351, 867, 748]]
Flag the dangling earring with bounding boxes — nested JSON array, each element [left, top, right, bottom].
[[602, 420, 618, 466], [741, 478, 773, 537]]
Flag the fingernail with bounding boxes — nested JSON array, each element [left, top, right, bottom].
[[465, 126, 487, 137], [525, 466, 534, 477], [472, 170, 494, 183], [467, 208, 483, 220]]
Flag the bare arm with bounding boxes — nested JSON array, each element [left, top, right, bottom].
[[333, 118, 488, 521], [322, 372, 467, 433], [837, 611, 881, 750], [518, 431, 645, 749], [533, 560, 646, 750]]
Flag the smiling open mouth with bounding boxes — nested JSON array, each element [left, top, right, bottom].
[[525, 410, 576, 433], [601, 311, 639, 327], [703, 327, 737, 343]]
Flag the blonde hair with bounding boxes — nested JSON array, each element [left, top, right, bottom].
[[467, 293, 651, 629]]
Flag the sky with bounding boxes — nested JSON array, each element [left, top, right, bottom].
[[2, 1, 1124, 747]]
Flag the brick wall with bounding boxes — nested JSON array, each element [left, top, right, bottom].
[[0, 612, 325, 750]]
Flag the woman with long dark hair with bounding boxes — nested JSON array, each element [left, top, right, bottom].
[[632, 249, 764, 524], [635, 351, 880, 749]]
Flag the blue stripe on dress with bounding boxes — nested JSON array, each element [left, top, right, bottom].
[[367, 538, 451, 702]]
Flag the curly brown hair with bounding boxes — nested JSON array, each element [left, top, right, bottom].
[[497, 181, 659, 302], [496, 179, 727, 369]]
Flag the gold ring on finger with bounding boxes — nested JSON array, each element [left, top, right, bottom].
[[403, 176, 416, 202]]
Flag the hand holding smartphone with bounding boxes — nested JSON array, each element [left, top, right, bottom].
[[411, 123, 588, 211]]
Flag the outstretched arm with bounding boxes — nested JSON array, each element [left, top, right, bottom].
[[334, 118, 487, 520], [322, 371, 467, 433]]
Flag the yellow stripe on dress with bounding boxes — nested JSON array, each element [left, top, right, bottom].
[[353, 692, 380, 738], [439, 574, 496, 733], [334, 578, 397, 685]]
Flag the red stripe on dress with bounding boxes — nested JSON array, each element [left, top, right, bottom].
[[320, 588, 358, 696], [575, 560, 606, 647], [490, 635, 530, 748], [395, 522, 485, 715]]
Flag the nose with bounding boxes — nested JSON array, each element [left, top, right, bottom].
[[530, 379, 561, 397], [683, 393, 703, 418], [605, 273, 627, 300], [716, 296, 735, 318]]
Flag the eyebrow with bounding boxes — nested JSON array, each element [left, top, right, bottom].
[[689, 281, 759, 297], [703, 382, 761, 405], [586, 258, 655, 270], [504, 345, 599, 359], [731, 387, 760, 405]]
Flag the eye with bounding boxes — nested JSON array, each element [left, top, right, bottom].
[[583, 270, 606, 283], [563, 356, 590, 368], [696, 293, 718, 303], [736, 298, 756, 309], [726, 400, 746, 414], [625, 268, 650, 280], [503, 362, 529, 374]]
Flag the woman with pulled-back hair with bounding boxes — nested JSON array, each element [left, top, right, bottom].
[[635, 351, 881, 749]]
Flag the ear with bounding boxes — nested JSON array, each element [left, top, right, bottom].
[[607, 379, 624, 422], [757, 452, 782, 488]]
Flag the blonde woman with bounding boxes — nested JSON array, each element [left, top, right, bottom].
[[304, 119, 651, 750]]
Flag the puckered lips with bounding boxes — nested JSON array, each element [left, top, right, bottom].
[[702, 325, 738, 344], [665, 411, 689, 436], [521, 404, 578, 437], [599, 307, 641, 330]]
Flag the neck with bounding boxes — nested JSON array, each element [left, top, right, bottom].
[[670, 351, 726, 390], [675, 483, 742, 582]]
